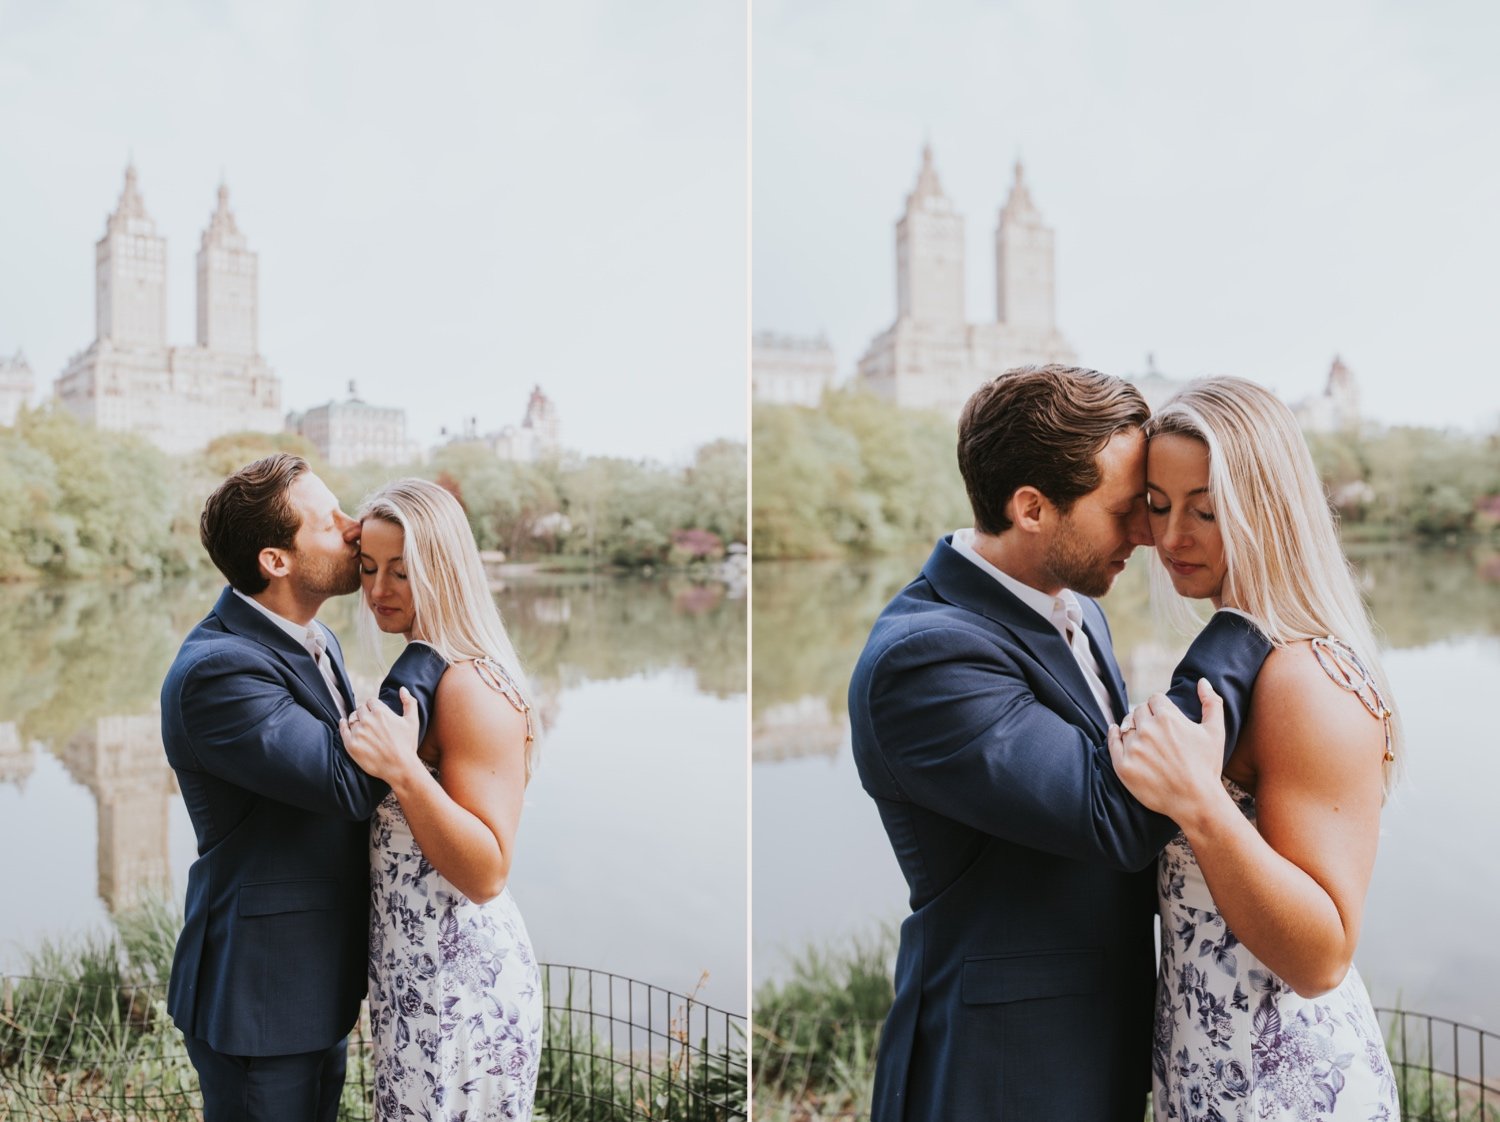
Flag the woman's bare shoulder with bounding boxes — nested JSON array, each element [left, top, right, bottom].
[[432, 661, 529, 747], [1249, 641, 1385, 774]]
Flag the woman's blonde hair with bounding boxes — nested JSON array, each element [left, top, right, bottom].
[[358, 478, 536, 777], [1145, 377, 1401, 786]]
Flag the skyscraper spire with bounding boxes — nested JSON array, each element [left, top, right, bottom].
[[201, 180, 244, 249], [197, 180, 257, 353], [910, 142, 947, 204], [995, 161, 1056, 329], [1000, 159, 1037, 222], [108, 161, 154, 232]]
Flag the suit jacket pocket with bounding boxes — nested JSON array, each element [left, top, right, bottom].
[[961, 948, 1105, 1004], [237, 878, 340, 916]]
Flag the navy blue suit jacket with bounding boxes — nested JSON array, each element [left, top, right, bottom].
[[160, 587, 448, 1056], [848, 537, 1271, 1120]]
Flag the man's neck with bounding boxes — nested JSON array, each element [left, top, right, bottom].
[[249, 585, 322, 628], [969, 530, 1062, 597]]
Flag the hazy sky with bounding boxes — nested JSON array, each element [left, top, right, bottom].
[[0, 1, 747, 461], [753, 0, 1500, 430]]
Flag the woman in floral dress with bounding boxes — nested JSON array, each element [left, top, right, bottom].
[[1108, 378, 1400, 1121], [341, 479, 542, 1121]]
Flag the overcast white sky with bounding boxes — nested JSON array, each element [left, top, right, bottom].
[[753, 0, 1500, 430], [0, 1, 747, 461]]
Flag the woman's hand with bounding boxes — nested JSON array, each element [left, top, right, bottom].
[[1108, 678, 1230, 825], [340, 686, 422, 785]]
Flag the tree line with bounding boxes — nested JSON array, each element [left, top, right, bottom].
[[0, 407, 746, 581], [753, 392, 1500, 559]]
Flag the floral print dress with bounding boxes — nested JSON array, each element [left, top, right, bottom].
[[1153, 778, 1398, 1121], [367, 666, 542, 1122]]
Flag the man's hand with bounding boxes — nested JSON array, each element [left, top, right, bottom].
[[1108, 678, 1231, 825], [340, 686, 422, 786]]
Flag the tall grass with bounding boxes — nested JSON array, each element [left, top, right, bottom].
[[752, 926, 895, 1121], [1, 896, 749, 1121], [752, 929, 1500, 1122]]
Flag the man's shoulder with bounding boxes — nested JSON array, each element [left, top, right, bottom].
[[858, 580, 1011, 668], [166, 616, 282, 687]]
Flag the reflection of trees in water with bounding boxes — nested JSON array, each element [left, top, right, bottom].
[[0, 578, 210, 744], [1354, 545, 1500, 648], [0, 574, 741, 918], [501, 575, 746, 700], [0, 573, 742, 755], [751, 557, 923, 720], [752, 546, 1500, 728]]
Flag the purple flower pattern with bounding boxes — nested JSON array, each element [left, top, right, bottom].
[[1153, 779, 1398, 1121], [369, 782, 541, 1121]]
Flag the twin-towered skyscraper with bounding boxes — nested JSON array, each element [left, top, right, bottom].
[[857, 145, 1078, 416], [54, 164, 282, 454]]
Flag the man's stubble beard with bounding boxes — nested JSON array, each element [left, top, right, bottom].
[[1043, 514, 1118, 599], [293, 547, 362, 600]]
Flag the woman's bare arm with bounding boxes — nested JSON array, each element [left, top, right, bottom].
[[1110, 643, 1386, 996], [344, 661, 528, 903]]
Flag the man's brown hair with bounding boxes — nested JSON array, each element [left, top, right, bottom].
[[200, 453, 310, 593], [957, 364, 1149, 534]]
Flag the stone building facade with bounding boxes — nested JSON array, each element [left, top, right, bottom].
[[0, 351, 34, 426], [1294, 356, 1362, 434], [752, 331, 837, 406], [53, 166, 282, 454], [288, 382, 417, 467], [486, 385, 562, 463], [857, 148, 1077, 416]]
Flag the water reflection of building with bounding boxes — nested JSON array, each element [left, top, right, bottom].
[[752, 696, 848, 763], [53, 713, 176, 911], [0, 722, 36, 789], [528, 596, 572, 627]]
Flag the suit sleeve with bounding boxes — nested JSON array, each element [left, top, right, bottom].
[[863, 610, 1270, 871], [175, 647, 390, 820], [376, 641, 450, 745]]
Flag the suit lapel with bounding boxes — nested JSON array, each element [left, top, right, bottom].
[[921, 537, 1112, 738], [1078, 603, 1128, 723], [211, 587, 344, 725], [321, 625, 358, 714]]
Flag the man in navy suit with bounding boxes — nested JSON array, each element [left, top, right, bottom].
[[849, 366, 1272, 1120], [161, 453, 432, 1121]]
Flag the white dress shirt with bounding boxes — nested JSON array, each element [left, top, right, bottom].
[[233, 589, 348, 718], [950, 529, 1117, 725]]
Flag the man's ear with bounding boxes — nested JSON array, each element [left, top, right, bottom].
[[1007, 486, 1049, 534], [258, 547, 291, 583]]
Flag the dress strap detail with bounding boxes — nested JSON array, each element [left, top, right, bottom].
[[1310, 636, 1394, 762], [472, 657, 534, 745]]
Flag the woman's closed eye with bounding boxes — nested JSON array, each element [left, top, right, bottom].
[[360, 564, 408, 579], [1145, 499, 1216, 523]]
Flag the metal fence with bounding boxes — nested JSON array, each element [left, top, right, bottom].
[[751, 1006, 1500, 1121], [0, 964, 746, 1121]]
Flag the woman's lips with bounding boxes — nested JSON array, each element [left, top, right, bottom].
[[1168, 559, 1202, 576], [375, 606, 400, 616]]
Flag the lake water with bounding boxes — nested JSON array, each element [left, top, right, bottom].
[[0, 571, 747, 1014], [752, 544, 1500, 1031]]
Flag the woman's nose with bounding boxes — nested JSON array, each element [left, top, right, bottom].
[[1163, 517, 1193, 550]]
